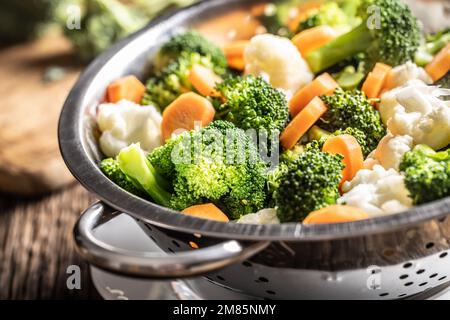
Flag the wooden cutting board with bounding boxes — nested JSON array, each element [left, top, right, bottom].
[[0, 33, 81, 195]]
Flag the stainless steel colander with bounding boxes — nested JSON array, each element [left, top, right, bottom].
[[58, 0, 450, 299]]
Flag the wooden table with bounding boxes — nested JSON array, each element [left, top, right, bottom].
[[0, 183, 101, 299]]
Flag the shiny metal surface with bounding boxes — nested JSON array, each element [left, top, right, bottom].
[[75, 202, 269, 278], [60, 0, 450, 298]]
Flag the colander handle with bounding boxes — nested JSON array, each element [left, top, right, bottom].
[[74, 201, 269, 279]]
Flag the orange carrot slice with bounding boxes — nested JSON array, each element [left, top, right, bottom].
[[289, 73, 338, 117], [227, 57, 246, 71], [223, 40, 249, 58], [361, 63, 392, 99], [188, 64, 222, 97], [322, 134, 364, 185], [223, 41, 249, 71], [425, 43, 450, 82], [107, 75, 146, 104], [303, 205, 369, 224], [280, 96, 328, 150], [181, 203, 229, 222], [292, 26, 339, 57], [161, 92, 215, 141]]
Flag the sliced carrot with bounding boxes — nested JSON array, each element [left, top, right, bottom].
[[292, 26, 339, 57], [361, 63, 392, 99], [223, 41, 249, 71], [425, 43, 450, 82], [223, 40, 249, 58], [280, 97, 328, 150], [227, 57, 246, 71], [181, 203, 229, 222], [107, 75, 146, 104], [188, 64, 222, 97], [303, 205, 369, 224], [161, 92, 215, 141], [322, 134, 364, 185], [289, 73, 338, 117]]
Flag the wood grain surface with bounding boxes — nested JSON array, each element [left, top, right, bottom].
[[0, 33, 80, 195], [0, 184, 100, 299]]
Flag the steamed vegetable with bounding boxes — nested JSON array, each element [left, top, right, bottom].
[[306, 0, 421, 73], [322, 134, 364, 185], [361, 62, 392, 99], [147, 121, 268, 219], [303, 205, 369, 224], [320, 88, 387, 154], [100, 157, 147, 198], [181, 203, 229, 222], [107, 75, 146, 104], [275, 149, 344, 222], [415, 28, 450, 67], [142, 52, 218, 110], [289, 73, 338, 117], [161, 92, 215, 141], [292, 25, 339, 57], [214, 75, 290, 133], [399, 145, 450, 205], [188, 64, 222, 97], [155, 30, 227, 74], [280, 96, 328, 150], [425, 43, 450, 82]]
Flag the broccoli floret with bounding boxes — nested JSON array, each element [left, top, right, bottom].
[[306, 0, 421, 73], [214, 76, 289, 133], [415, 28, 450, 67], [155, 31, 227, 74], [146, 121, 268, 219], [100, 158, 147, 198], [297, 2, 358, 33], [320, 88, 386, 154], [399, 145, 450, 205], [275, 149, 344, 222], [142, 52, 217, 110]]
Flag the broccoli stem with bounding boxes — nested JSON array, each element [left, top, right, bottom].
[[306, 23, 372, 73], [118, 144, 172, 207]]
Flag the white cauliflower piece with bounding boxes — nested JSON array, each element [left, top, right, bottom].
[[379, 82, 450, 150], [338, 165, 413, 218], [374, 133, 413, 170], [237, 208, 280, 225], [385, 61, 432, 90], [97, 100, 162, 157], [244, 34, 313, 98]]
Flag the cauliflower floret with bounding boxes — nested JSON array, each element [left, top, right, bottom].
[[338, 165, 413, 217], [244, 34, 313, 98], [237, 208, 280, 224], [374, 133, 413, 170], [97, 100, 162, 157], [385, 61, 432, 90], [379, 82, 450, 150]]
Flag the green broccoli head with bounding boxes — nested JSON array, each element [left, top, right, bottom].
[[320, 88, 386, 154], [142, 52, 216, 110], [306, 0, 421, 73], [100, 157, 147, 198], [399, 145, 450, 205], [155, 31, 227, 74], [275, 149, 344, 222], [148, 121, 268, 219], [296, 2, 357, 33], [214, 76, 290, 133]]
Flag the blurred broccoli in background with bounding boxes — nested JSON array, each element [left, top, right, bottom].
[[0, 0, 73, 43], [0, 0, 197, 62]]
